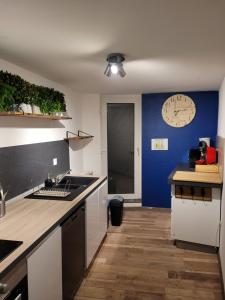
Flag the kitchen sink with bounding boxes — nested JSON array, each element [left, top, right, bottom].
[[58, 176, 98, 186], [55, 176, 99, 190], [54, 183, 81, 190], [0, 239, 23, 263], [26, 176, 99, 201]]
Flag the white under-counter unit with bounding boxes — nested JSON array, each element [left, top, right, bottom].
[[86, 180, 108, 268], [171, 184, 221, 247], [27, 178, 108, 299], [27, 227, 62, 300]]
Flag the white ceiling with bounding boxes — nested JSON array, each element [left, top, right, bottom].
[[0, 0, 225, 94]]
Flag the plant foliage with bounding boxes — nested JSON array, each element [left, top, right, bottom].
[[0, 70, 66, 113], [0, 82, 16, 112]]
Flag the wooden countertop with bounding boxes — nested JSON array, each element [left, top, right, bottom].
[[168, 164, 223, 187], [173, 170, 222, 184], [0, 175, 107, 278]]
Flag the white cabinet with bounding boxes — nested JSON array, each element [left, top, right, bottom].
[[171, 185, 221, 247], [27, 227, 62, 300], [86, 180, 108, 268], [98, 181, 108, 243], [85, 188, 99, 268]]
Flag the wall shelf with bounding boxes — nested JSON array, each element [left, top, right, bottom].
[[0, 112, 72, 120], [64, 130, 94, 141]]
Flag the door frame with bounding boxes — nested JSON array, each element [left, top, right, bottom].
[[101, 94, 142, 199]]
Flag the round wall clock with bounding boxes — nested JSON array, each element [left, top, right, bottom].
[[161, 94, 196, 128]]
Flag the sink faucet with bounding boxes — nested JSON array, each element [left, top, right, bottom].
[[55, 169, 71, 185], [0, 183, 7, 218]]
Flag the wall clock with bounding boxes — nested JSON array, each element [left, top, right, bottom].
[[162, 94, 196, 128]]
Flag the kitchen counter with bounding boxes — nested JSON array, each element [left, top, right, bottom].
[[0, 175, 107, 278], [169, 164, 222, 247], [168, 164, 223, 188]]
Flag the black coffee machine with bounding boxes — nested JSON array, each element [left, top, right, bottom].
[[189, 141, 207, 168]]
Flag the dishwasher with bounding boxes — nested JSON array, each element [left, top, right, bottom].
[[61, 203, 85, 300], [0, 259, 28, 300]]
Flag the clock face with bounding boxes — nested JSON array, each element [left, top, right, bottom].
[[162, 94, 196, 127]]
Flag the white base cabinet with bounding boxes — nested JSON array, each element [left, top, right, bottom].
[[86, 180, 108, 268], [98, 181, 108, 243], [27, 227, 62, 300], [171, 185, 221, 247]]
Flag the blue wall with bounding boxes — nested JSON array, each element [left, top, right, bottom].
[[142, 91, 218, 208]]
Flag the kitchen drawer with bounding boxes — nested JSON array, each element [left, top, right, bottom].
[[175, 185, 212, 201]]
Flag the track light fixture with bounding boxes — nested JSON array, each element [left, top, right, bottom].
[[104, 53, 126, 78]]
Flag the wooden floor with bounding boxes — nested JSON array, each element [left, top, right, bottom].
[[75, 208, 223, 300]]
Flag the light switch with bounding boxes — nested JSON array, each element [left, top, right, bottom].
[[53, 158, 58, 166]]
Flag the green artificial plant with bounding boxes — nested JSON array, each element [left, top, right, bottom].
[[0, 70, 67, 113], [0, 82, 16, 112]]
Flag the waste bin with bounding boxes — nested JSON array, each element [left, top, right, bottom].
[[109, 196, 124, 226]]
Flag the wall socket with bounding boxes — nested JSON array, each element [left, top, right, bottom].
[[53, 158, 58, 166]]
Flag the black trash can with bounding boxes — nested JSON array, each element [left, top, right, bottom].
[[109, 196, 124, 226]]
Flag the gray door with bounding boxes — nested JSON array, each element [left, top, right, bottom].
[[107, 103, 134, 194]]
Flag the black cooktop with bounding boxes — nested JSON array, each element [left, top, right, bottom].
[[0, 239, 23, 263]]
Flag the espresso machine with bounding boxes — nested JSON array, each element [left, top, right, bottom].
[[189, 140, 217, 168]]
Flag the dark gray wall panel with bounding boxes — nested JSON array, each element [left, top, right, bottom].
[[0, 140, 69, 200]]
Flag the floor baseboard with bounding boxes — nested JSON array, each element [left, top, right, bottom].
[[124, 198, 142, 207], [124, 202, 142, 207]]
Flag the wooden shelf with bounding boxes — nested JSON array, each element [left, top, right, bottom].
[[0, 112, 72, 120], [64, 130, 94, 141]]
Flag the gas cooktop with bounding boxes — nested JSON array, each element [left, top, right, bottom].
[[0, 239, 23, 263]]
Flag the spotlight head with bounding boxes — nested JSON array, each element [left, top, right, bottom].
[[104, 53, 126, 78], [111, 64, 119, 74]]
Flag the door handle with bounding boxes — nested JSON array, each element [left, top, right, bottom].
[[137, 147, 140, 157]]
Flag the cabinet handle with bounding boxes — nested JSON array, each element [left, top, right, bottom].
[[71, 214, 78, 221], [0, 283, 7, 294], [14, 294, 22, 300]]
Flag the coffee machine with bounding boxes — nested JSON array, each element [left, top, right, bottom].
[[189, 140, 217, 168]]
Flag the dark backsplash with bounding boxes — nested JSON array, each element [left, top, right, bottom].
[[0, 140, 70, 201]]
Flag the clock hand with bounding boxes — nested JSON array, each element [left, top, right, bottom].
[[175, 108, 188, 113]]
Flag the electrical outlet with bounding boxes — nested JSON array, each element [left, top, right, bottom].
[[53, 158, 58, 166]]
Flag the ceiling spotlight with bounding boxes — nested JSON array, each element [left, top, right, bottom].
[[104, 53, 126, 78]]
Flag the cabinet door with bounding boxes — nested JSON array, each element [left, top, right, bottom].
[[98, 181, 108, 243], [171, 191, 220, 246], [27, 227, 62, 300], [85, 188, 99, 268]]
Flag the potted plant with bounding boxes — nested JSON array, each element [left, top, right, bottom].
[[28, 84, 41, 114], [50, 90, 66, 116], [39, 99, 51, 114], [0, 82, 15, 112], [0, 70, 68, 117], [51, 99, 65, 116]]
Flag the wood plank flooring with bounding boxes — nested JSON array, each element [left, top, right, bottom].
[[75, 208, 223, 300]]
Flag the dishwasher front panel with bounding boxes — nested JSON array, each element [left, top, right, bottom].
[[62, 204, 85, 300]]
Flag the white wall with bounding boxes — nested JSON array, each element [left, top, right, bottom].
[[218, 77, 225, 289], [80, 94, 102, 176], [0, 58, 83, 173]]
